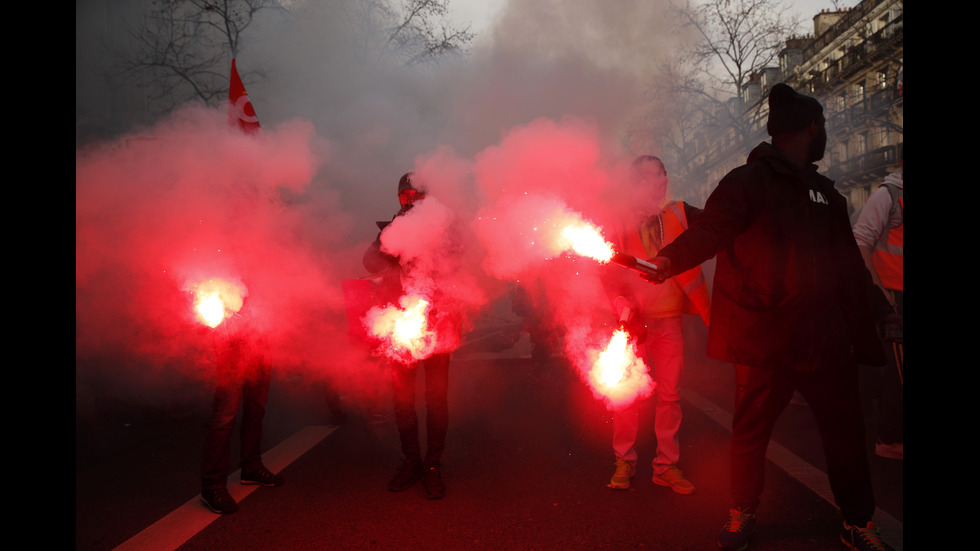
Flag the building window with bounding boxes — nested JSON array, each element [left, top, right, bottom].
[[831, 144, 843, 166], [876, 12, 890, 34], [876, 126, 890, 149]]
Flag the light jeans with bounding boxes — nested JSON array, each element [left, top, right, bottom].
[[612, 316, 684, 475]]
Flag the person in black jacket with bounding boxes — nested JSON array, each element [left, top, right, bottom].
[[645, 84, 895, 551], [363, 172, 454, 500]]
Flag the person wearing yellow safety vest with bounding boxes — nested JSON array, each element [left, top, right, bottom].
[[605, 155, 711, 496], [852, 150, 903, 461]]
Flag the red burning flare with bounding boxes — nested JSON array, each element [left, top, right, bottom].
[[585, 328, 655, 410], [559, 219, 662, 278], [187, 278, 247, 328], [559, 222, 615, 263], [364, 293, 437, 364]]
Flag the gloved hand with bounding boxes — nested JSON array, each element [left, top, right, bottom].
[[642, 256, 672, 284], [613, 296, 647, 345], [613, 296, 632, 324]]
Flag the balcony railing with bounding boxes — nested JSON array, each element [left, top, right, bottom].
[[824, 87, 899, 132], [826, 144, 900, 182], [800, 4, 903, 90], [803, 0, 880, 60]]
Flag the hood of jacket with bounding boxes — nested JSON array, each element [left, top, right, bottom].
[[746, 141, 828, 184], [883, 171, 903, 190]]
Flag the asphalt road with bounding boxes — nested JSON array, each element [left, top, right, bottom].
[[76, 323, 903, 551]]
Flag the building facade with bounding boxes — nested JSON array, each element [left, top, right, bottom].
[[673, 0, 903, 214]]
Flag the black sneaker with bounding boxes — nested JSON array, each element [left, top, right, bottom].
[[423, 466, 445, 500], [841, 521, 886, 551], [241, 465, 285, 487], [200, 488, 238, 514], [388, 459, 423, 492], [717, 507, 756, 551]]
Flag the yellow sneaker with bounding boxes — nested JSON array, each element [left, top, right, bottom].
[[609, 458, 636, 489], [652, 465, 695, 494]]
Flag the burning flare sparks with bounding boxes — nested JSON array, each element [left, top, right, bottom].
[[188, 278, 247, 328], [559, 222, 615, 263], [365, 293, 437, 363], [585, 329, 655, 410], [596, 330, 631, 386]]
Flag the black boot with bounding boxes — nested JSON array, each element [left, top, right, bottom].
[[388, 458, 423, 492], [423, 465, 445, 500]]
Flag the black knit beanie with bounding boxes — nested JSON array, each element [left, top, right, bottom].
[[767, 83, 823, 136]]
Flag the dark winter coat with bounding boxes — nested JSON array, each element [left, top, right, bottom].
[[659, 142, 889, 371], [363, 218, 403, 306], [361, 200, 464, 355]]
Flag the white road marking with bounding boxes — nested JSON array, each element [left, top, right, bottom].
[[113, 425, 336, 551], [113, 389, 903, 551], [682, 389, 903, 551]]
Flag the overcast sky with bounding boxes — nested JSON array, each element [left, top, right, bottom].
[[449, 0, 859, 35]]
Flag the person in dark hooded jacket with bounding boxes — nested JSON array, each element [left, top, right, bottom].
[[363, 172, 455, 501], [645, 84, 896, 551]]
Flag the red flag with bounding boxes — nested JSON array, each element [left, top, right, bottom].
[[228, 58, 261, 134]]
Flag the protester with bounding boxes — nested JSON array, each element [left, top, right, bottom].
[[643, 84, 896, 551], [603, 156, 710, 494], [852, 149, 903, 460], [200, 320, 284, 515], [363, 172, 459, 500]]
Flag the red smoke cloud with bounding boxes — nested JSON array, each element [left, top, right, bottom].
[[76, 107, 651, 414], [469, 118, 621, 279], [356, 116, 645, 401], [564, 325, 656, 410], [464, 117, 644, 401], [362, 160, 497, 361], [76, 106, 356, 385]]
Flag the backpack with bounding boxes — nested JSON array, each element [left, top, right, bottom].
[[881, 182, 903, 226]]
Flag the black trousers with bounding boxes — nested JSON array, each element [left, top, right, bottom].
[[877, 289, 903, 444], [730, 362, 875, 525], [201, 359, 271, 491], [391, 353, 450, 467]]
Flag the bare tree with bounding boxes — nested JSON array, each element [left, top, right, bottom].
[[635, 0, 800, 164], [377, 0, 474, 66], [628, 53, 716, 165], [116, 0, 473, 116], [117, 0, 281, 112], [628, 0, 803, 202], [673, 0, 799, 102], [660, 0, 802, 148]]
